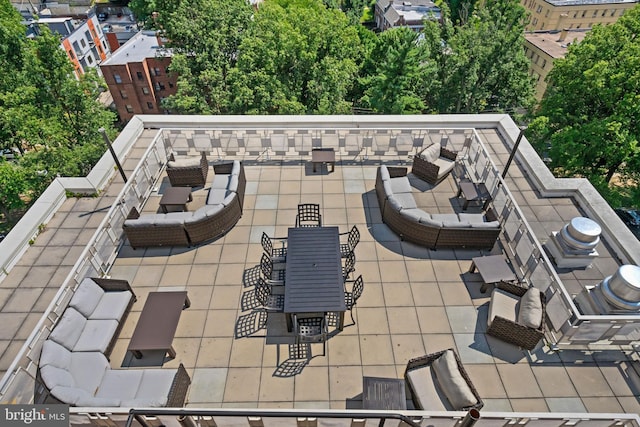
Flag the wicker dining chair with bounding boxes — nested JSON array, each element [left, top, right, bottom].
[[339, 225, 360, 258], [344, 275, 364, 326], [261, 232, 287, 262], [295, 203, 322, 227], [293, 314, 328, 359]]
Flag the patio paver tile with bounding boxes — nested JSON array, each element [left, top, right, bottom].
[[497, 364, 544, 398]]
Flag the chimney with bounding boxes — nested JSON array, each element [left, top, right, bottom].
[[557, 28, 568, 42]]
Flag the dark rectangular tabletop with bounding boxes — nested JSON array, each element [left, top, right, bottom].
[[363, 377, 407, 410], [128, 291, 188, 353], [284, 226, 345, 314], [311, 148, 336, 163]]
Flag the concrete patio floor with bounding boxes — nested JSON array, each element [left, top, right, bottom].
[[1, 128, 639, 413]]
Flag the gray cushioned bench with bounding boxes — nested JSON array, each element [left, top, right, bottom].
[[123, 161, 246, 248], [36, 277, 191, 407], [375, 165, 501, 249]]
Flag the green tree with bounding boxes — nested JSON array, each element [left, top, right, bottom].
[[359, 27, 433, 114], [422, 0, 535, 113], [529, 5, 640, 192], [228, 0, 361, 114], [0, 160, 27, 221], [154, 0, 253, 114]]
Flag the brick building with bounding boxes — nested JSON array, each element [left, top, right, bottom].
[[521, 0, 638, 31], [100, 31, 176, 122], [524, 29, 588, 100]]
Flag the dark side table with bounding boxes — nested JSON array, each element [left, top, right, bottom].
[[311, 148, 336, 173], [159, 187, 192, 213], [363, 376, 407, 410]]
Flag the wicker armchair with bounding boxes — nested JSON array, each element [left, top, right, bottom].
[[487, 281, 546, 350], [412, 145, 458, 185], [405, 349, 483, 411], [166, 151, 208, 187]]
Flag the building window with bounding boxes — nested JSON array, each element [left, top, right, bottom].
[[576, 23, 582, 29], [536, 5, 542, 13], [80, 39, 86, 48], [147, 102, 154, 109], [67, 50, 75, 60], [114, 74, 122, 84], [573, 11, 578, 18], [125, 105, 134, 113], [153, 67, 161, 76], [532, 17, 538, 26], [582, 10, 586, 17], [136, 71, 144, 80], [592, 10, 598, 17], [155, 82, 166, 91], [542, 59, 547, 68], [602, 9, 607, 16], [87, 55, 93, 64], [169, 82, 174, 88], [545, 9, 549, 17], [142, 87, 150, 95], [610, 9, 616, 16], [120, 90, 128, 99]]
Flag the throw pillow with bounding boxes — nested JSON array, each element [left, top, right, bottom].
[[517, 287, 543, 329], [431, 350, 477, 410]]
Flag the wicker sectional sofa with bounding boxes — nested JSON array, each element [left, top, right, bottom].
[[375, 165, 501, 249], [123, 161, 246, 248], [36, 277, 191, 407]]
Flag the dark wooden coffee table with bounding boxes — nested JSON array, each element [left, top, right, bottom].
[[363, 377, 407, 410], [311, 148, 336, 173], [159, 187, 192, 213], [457, 180, 491, 210], [128, 291, 190, 359], [470, 254, 518, 293]]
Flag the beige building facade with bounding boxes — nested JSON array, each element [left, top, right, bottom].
[[524, 29, 588, 100], [521, 0, 637, 31]]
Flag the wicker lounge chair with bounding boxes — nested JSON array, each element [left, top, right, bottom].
[[405, 349, 483, 411], [166, 151, 209, 187], [487, 281, 546, 350], [412, 144, 458, 185]]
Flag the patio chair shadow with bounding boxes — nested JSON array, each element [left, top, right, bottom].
[[242, 265, 261, 288], [273, 356, 308, 377], [240, 287, 261, 311], [235, 310, 268, 338]]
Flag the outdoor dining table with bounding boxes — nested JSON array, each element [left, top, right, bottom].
[[284, 226, 346, 332]]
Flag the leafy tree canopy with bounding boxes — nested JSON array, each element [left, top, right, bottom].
[[358, 27, 433, 114], [152, 0, 253, 114], [422, 0, 534, 113], [228, 0, 362, 114], [529, 5, 640, 191]]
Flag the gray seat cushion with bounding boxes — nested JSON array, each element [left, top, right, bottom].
[[212, 174, 231, 189], [49, 307, 118, 353], [401, 208, 429, 223], [431, 350, 477, 410], [91, 291, 132, 321], [69, 278, 104, 318], [406, 365, 448, 411], [518, 287, 543, 329], [207, 189, 232, 205], [96, 369, 144, 402], [434, 157, 455, 178], [167, 158, 200, 169], [422, 144, 441, 163], [393, 192, 418, 209], [389, 177, 412, 194], [488, 287, 520, 326]]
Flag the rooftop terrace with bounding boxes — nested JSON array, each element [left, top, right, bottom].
[[0, 115, 639, 425]]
